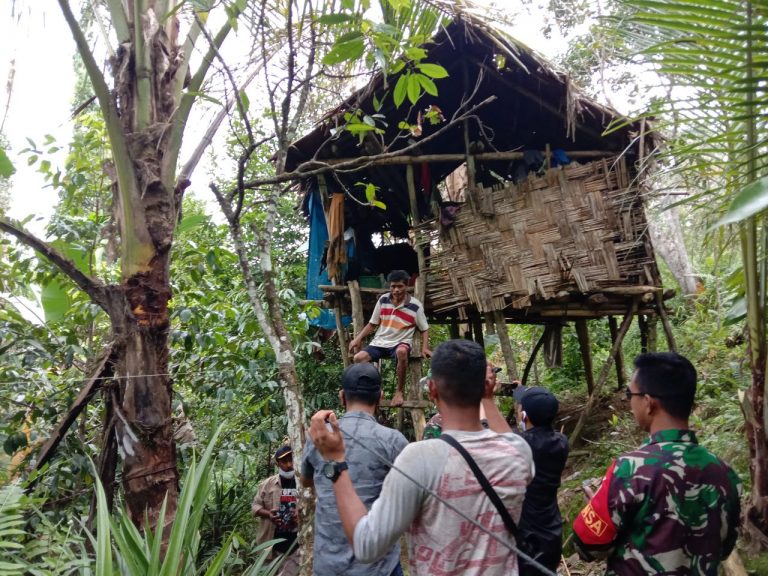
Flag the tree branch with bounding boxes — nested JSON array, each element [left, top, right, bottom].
[[239, 95, 497, 189], [0, 217, 109, 312], [164, 7, 239, 188]]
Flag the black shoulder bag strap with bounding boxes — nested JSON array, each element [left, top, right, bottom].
[[439, 433, 522, 542]]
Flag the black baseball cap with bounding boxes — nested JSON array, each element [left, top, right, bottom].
[[342, 363, 382, 393], [275, 445, 292, 460], [513, 386, 559, 426]]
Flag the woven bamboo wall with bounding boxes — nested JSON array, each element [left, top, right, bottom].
[[424, 156, 656, 315]]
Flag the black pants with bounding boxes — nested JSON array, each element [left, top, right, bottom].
[[518, 535, 562, 576]]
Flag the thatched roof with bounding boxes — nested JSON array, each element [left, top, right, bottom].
[[285, 17, 646, 238]]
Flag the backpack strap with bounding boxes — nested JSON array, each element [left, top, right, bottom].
[[439, 433, 522, 541]]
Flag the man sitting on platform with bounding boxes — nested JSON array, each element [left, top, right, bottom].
[[348, 270, 431, 407]]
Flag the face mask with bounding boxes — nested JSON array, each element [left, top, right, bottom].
[[278, 468, 295, 480], [518, 410, 527, 432]]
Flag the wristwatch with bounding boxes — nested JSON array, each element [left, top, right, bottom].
[[322, 460, 348, 483]]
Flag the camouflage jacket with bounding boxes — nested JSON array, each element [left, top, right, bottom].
[[572, 429, 741, 575]]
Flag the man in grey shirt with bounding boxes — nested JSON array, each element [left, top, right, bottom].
[[301, 363, 408, 575]]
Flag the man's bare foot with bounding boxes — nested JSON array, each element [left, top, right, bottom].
[[391, 391, 404, 407]]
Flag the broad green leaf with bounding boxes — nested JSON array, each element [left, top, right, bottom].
[[316, 13, 353, 25], [417, 63, 448, 79], [724, 296, 747, 326], [51, 240, 91, 275], [406, 73, 421, 104], [372, 200, 387, 210], [323, 31, 365, 66], [239, 89, 250, 112], [415, 73, 437, 96], [0, 148, 15, 178], [715, 176, 768, 227], [40, 280, 70, 323], [177, 214, 208, 234], [393, 74, 408, 107]]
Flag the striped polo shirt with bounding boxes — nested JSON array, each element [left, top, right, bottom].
[[369, 293, 429, 348]]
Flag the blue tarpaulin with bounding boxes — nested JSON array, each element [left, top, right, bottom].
[[306, 187, 351, 329]]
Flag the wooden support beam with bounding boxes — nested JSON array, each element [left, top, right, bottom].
[[639, 314, 649, 354], [322, 150, 615, 167], [347, 280, 365, 336], [570, 300, 638, 446], [449, 318, 460, 339], [608, 316, 627, 391], [493, 309, 519, 381], [335, 304, 350, 367], [406, 164, 427, 439], [522, 329, 547, 387], [471, 314, 485, 348], [655, 292, 677, 351], [575, 320, 595, 395]]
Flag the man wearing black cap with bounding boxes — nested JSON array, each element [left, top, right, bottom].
[[513, 386, 569, 575], [252, 444, 299, 574], [308, 340, 534, 576], [301, 363, 408, 575]]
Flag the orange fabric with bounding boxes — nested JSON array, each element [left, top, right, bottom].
[[326, 193, 346, 282]]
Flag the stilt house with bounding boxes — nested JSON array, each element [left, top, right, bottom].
[[285, 17, 672, 441]]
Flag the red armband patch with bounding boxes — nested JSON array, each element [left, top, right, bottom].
[[573, 460, 618, 546]]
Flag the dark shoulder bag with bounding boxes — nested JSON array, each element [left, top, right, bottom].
[[439, 433, 544, 568]]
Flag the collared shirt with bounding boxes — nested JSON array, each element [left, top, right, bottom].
[[573, 429, 742, 576], [369, 293, 428, 348], [302, 411, 409, 575], [252, 474, 282, 546]]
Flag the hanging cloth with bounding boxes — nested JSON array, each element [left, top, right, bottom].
[[326, 192, 347, 282]]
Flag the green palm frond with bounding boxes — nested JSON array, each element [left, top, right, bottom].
[[619, 0, 768, 199]]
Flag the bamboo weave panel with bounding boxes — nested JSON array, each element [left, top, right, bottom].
[[422, 156, 657, 314]]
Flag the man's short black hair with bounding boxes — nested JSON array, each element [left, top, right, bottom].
[[633, 352, 697, 419], [431, 339, 486, 407], [386, 270, 410, 284]]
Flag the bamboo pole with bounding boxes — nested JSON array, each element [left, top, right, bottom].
[[406, 164, 426, 439], [335, 305, 350, 367], [570, 300, 638, 446], [608, 316, 627, 391], [575, 320, 595, 395], [347, 280, 364, 336], [493, 309, 519, 380], [322, 150, 615, 166]]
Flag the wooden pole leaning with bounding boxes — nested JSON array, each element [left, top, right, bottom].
[[570, 299, 638, 447]]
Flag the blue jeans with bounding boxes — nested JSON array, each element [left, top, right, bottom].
[[390, 563, 404, 576]]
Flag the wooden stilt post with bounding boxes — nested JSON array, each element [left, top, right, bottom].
[[406, 164, 427, 439], [575, 320, 596, 395], [471, 314, 485, 348], [493, 309, 519, 380], [655, 293, 677, 351], [335, 304, 350, 367], [639, 314, 649, 354], [570, 300, 638, 446], [608, 316, 627, 391], [449, 318, 460, 339], [348, 280, 364, 337]]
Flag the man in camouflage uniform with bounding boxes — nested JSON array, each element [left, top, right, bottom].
[[572, 352, 741, 575]]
